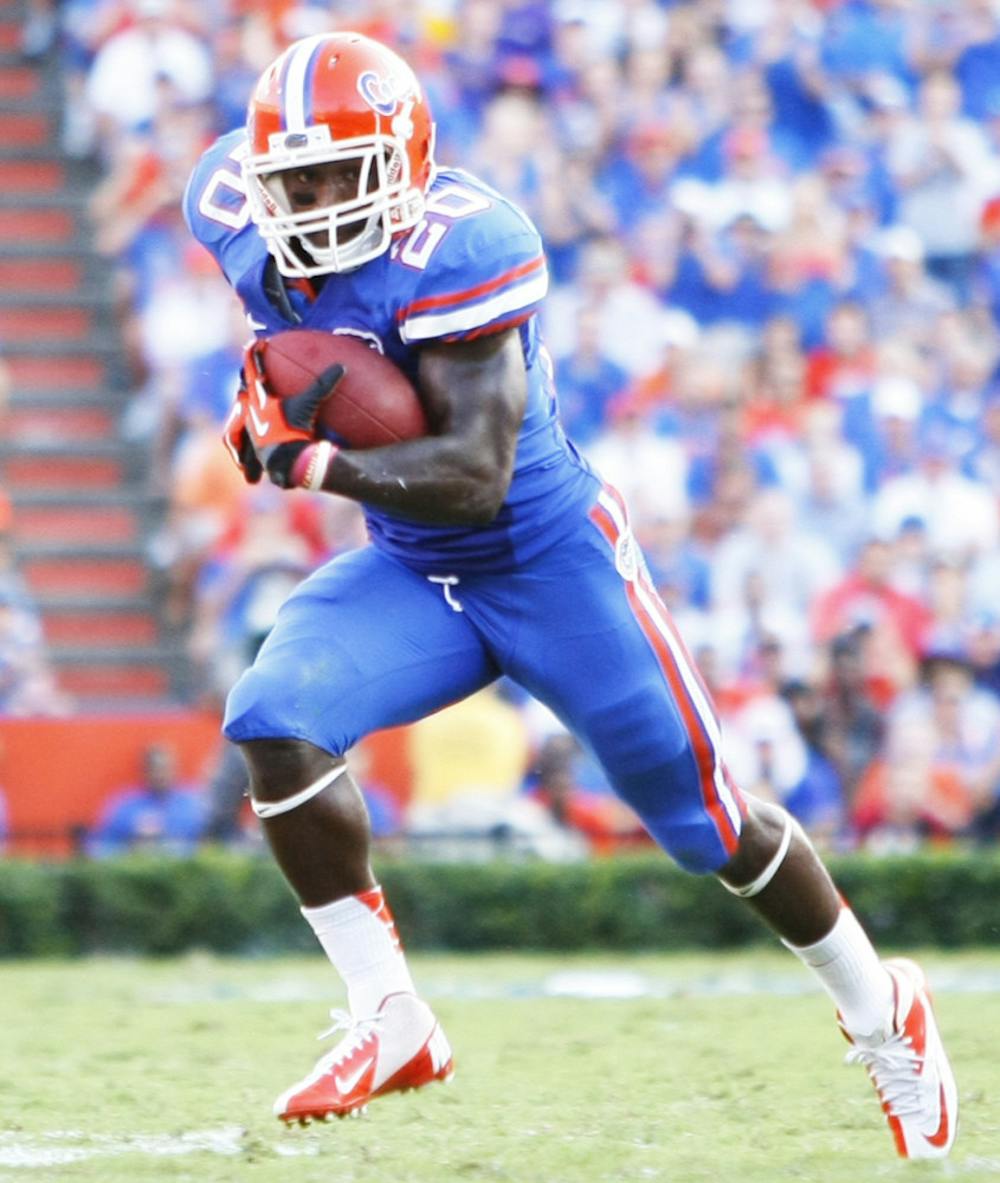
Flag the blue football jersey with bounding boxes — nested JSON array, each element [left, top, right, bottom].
[[183, 129, 599, 573]]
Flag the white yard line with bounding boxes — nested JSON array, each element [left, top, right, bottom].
[[142, 966, 1000, 1006], [0, 1127, 322, 1169], [0, 1128, 998, 1175]]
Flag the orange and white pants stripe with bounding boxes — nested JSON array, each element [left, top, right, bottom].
[[587, 485, 744, 865]]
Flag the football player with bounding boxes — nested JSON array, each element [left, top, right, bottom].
[[183, 32, 957, 1156]]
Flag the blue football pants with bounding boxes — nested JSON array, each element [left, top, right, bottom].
[[224, 489, 744, 872]]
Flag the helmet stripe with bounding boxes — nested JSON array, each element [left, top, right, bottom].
[[276, 43, 295, 131], [282, 35, 326, 131], [302, 44, 322, 128]]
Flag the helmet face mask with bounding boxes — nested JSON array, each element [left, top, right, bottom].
[[245, 133, 420, 275], [242, 33, 435, 278]]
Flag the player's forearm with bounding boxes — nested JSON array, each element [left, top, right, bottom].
[[312, 331, 525, 524], [317, 435, 513, 525]]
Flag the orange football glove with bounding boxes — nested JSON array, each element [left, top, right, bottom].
[[222, 389, 263, 484], [222, 340, 345, 488]]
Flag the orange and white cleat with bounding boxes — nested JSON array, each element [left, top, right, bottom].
[[274, 992, 453, 1125], [843, 958, 957, 1159]]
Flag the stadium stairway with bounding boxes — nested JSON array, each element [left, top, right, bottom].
[[0, 4, 188, 706]]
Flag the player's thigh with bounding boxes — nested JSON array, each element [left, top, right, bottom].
[[224, 547, 497, 754], [502, 526, 742, 872]]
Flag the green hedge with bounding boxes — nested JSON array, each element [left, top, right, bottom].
[[0, 848, 998, 958]]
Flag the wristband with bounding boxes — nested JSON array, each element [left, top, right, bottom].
[[290, 440, 339, 491]]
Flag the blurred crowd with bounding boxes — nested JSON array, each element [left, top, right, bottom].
[[14, 0, 1000, 854]]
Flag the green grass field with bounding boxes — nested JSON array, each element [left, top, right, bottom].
[[1, 950, 997, 1182]]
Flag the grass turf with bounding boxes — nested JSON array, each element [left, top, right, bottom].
[[0, 950, 997, 1182]]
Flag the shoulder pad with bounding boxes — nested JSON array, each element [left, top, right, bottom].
[[393, 172, 548, 344], [183, 129, 252, 250]]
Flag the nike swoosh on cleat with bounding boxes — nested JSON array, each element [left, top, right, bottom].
[[925, 1082, 950, 1148], [334, 1058, 375, 1095]]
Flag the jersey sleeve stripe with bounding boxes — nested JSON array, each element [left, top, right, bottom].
[[436, 310, 536, 342], [399, 270, 548, 343], [397, 254, 545, 320]]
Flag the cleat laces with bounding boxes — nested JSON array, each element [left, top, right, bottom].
[[313, 1009, 384, 1074], [845, 1031, 925, 1119]]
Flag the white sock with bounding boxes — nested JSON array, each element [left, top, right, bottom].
[[783, 906, 895, 1039], [302, 885, 416, 1017]]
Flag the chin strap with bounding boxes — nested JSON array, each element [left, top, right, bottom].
[[721, 809, 795, 898], [250, 762, 347, 819]]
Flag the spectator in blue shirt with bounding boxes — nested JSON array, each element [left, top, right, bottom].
[[781, 678, 848, 846], [955, 1, 1000, 121], [819, 0, 914, 97], [597, 118, 692, 234], [88, 743, 206, 857], [553, 305, 630, 444]]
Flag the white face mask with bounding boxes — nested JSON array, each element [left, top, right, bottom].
[[242, 128, 425, 277]]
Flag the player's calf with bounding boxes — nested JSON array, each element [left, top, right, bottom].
[[236, 737, 375, 906], [717, 797, 841, 947]]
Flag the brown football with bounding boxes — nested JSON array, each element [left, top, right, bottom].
[[261, 329, 428, 448]]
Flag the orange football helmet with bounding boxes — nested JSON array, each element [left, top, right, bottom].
[[243, 32, 436, 276]]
